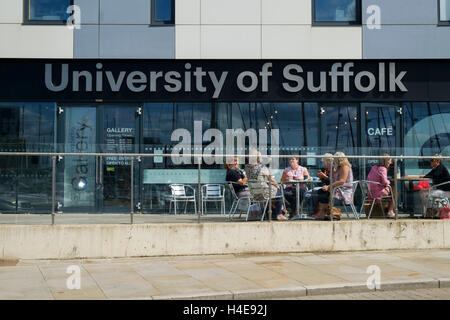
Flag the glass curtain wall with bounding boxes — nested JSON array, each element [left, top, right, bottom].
[[403, 102, 450, 175], [0, 102, 56, 213]]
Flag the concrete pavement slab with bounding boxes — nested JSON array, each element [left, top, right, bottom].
[[83, 264, 160, 299], [38, 265, 106, 300], [183, 267, 263, 291], [0, 266, 52, 299], [141, 274, 218, 296]]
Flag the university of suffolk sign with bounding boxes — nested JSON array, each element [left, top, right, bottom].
[[0, 59, 449, 102]]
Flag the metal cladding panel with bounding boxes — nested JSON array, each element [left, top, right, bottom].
[[363, 25, 450, 59]]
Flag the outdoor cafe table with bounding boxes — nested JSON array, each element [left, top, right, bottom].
[[395, 176, 431, 217], [281, 179, 322, 220]]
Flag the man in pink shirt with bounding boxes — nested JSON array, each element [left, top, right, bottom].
[[367, 154, 395, 218], [281, 157, 310, 217]]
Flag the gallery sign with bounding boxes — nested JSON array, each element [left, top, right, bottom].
[[0, 59, 449, 102]]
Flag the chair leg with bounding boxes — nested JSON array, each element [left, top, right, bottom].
[[229, 200, 237, 220], [174, 200, 177, 215], [368, 200, 376, 219], [350, 203, 358, 219], [169, 200, 172, 214], [261, 200, 269, 221], [378, 200, 386, 218], [245, 201, 252, 222]]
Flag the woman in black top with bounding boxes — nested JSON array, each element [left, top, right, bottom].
[[225, 157, 250, 211]]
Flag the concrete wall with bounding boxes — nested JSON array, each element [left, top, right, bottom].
[[362, 0, 450, 58], [1, 220, 450, 260]]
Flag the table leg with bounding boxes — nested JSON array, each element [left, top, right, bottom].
[[297, 184, 301, 216]]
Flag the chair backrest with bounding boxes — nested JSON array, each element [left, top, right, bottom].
[[334, 180, 359, 205], [226, 182, 239, 200], [170, 184, 186, 196], [202, 184, 222, 197], [359, 180, 376, 201], [247, 179, 268, 201]]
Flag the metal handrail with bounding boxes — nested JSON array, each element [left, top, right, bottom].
[[0, 151, 449, 160], [1, 152, 449, 225]]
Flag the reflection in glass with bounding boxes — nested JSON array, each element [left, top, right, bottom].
[[315, 0, 357, 22], [0, 102, 56, 213], [153, 0, 173, 22], [323, 104, 358, 152], [28, 0, 71, 21], [364, 104, 397, 151], [441, 0, 450, 21]]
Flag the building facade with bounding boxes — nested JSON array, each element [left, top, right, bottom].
[[0, 0, 449, 214]]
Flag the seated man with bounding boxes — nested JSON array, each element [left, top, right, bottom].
[[420, 154, 450, 211], [281, 157, 310, 217]]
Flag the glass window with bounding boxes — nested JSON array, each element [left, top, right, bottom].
[[403, 102, 450, 174], [25, 0, 72, 22], [440, 0, 450, 22], [313, 0, 360, 24], [0, 103, 56, 213], [152, 0, 174, 25]]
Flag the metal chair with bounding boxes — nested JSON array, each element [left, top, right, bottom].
[[359, 180, 395, 219], [423, 181, 450, 217], [201, 184, 225, 215], [227, 182, 250, 220], [247, 179, 286, 221], [333, 180, 360, 219], [166, 184, 197, 215]]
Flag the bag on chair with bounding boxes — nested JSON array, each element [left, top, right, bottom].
[[248, 203, 262, 221], [439, 203, 450, 220], [325, 206, 341, 220]]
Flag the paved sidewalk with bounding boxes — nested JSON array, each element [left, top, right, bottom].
[[1, 249, 450, 299]]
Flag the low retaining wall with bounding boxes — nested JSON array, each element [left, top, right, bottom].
[[1, 220, 450, 260]]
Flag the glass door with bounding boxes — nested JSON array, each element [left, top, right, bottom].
[[57, 104, 140, 213], [101, 105, 139, 213]]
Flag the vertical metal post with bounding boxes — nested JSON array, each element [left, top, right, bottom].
[[51, 155, 56, 226], [393, 159, 398, 220], [130, 156, 134, 224], [329, 159, 334, 221], [198, 157, 202, 223], [268, 178, 272, 222]]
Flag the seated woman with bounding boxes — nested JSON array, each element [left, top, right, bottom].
[[244, 150, 287, 221], [367, 153, 396, 218], [420, 154, 450, 210], [313, 152, 354, 220], [225, 156, 250, 211], [281, 156, 310, 217]]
